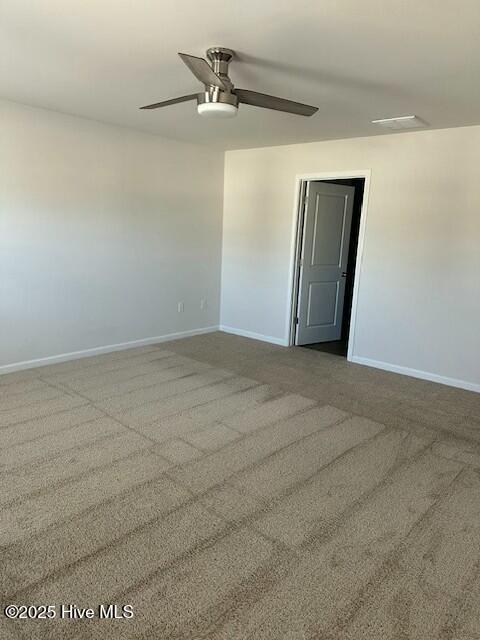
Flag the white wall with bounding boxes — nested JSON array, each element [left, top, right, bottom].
[[221, 126, 480, 391], [3, 100, 479, 391], [0, 100, 224, 370]]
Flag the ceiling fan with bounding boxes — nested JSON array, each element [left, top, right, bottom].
[[140, 47, 318, 119]]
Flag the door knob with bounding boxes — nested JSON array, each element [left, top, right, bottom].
[[342, 272, 348, 277]]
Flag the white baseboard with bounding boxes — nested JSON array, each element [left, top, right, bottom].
[[219, 325, 288, 347], [349, 355, 480, 394], [0, 326, 220, 375]]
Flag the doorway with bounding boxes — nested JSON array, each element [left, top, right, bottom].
[[290, 176, 366, 357]]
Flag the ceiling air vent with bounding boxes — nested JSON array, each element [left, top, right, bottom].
[[371, 115, 426, 130]]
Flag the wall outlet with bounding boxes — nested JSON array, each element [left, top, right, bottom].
[[200, 297, 207, 310], [177, 302, 184, 313]]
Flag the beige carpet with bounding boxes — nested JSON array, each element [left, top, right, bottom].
[[1, 332, 480, 639]]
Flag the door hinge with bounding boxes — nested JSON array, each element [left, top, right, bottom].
[[294, 317, 299, 325]]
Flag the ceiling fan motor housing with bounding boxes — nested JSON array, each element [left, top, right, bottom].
[[206, 47, 234, 84], [197, 48, 238, 116], [197, 87, 238, 107]]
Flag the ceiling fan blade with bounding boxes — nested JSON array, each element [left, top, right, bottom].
[[235, 89, 318, 117], [140, 94, 198, 110], [178, 53, 227, 90]]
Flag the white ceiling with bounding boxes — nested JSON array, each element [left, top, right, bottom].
[[1, 0, 480, 150]]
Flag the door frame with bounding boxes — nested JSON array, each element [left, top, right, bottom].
[[286, 170, 372, 361]]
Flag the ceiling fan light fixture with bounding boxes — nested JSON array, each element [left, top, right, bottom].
[[197, 101, 238, 118]]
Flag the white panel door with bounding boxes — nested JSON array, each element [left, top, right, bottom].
[[296, 182, 355, 345]]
